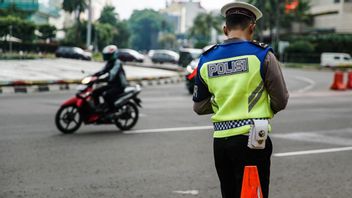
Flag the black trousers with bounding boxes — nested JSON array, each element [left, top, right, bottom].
[[213, 135, 272, 198], [92, 85, 124, 108]]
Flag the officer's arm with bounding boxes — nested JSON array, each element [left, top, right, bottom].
[[193, 97, 213, 115], [193, 62, 213, 115], [264, 52, 289, 114]]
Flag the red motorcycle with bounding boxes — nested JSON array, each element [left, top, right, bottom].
[[55, 76, 142, 134]]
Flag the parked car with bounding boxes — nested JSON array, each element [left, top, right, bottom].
[[55, 46, 92, 61], [321, 52, 352, 67], [118, 49, 145, 63], [183, 45, 214, 94], [150, 50, 179, 64], [185, 58, 200, 94], [178, 48, 203, 67]]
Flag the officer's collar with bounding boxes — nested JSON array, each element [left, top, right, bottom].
[[223, 37, 247, 44]]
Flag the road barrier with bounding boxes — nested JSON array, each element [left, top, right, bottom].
[[241, 166, 263, 198], [330, 71, 347, 90], [0, 75, 184, 94], [347, 71, 352, 89]]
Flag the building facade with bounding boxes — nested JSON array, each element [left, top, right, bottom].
[[310, 0, 352, 33], [160, 0, 206, 34], [0, 0, 39, 11]]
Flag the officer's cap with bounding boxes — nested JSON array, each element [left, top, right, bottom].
[[220, 2, 263, 21]]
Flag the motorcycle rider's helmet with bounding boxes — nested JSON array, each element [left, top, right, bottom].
[[102, 45, 118, 62]]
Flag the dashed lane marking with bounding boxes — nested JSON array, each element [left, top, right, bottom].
[[274, 146, 352, 157], [294, 76, 316, 93], [172, 190, 199, 195], [124, 126, 213, 134]]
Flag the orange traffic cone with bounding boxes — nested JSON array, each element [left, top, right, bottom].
[[346, 71, 352, 89], [330, 71, 346, 90], [240, 166, 263, 198]]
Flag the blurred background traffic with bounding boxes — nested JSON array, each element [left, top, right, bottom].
[[0, 0, 351, 67], [1, 1, 352, 198]]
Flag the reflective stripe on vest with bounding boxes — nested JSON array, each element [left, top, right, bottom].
[[200, 54, 273, 138]]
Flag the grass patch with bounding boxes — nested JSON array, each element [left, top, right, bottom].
[[0, 53, 55, 60], [283, 63, 321, 69], [92, 52, 103, 62]]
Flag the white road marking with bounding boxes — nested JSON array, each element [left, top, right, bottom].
[[172, 190, 199, 195], [274, 146, 352, 157], [125, 126, 352, 157], [294, 76, 316, 93], [124, 126, 213, 134], [271, 129, 352, 146]]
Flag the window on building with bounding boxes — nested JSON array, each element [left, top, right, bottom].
[[334, 0, 340, 3]]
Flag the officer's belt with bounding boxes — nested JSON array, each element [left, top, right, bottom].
[[213, 118, 268, 131]]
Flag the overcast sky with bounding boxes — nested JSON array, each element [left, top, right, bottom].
[[113, 0, 235, 19]]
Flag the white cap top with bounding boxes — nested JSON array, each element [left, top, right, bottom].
[[220, 1, 263, 21]]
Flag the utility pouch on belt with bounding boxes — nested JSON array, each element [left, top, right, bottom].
[[248, 119, 269, 149]]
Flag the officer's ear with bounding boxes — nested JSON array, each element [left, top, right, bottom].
[[223, 26, 228, 36], [248, 23, 256, 35]]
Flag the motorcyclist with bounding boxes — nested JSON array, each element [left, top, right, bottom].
[[92, 45, 129, 112]]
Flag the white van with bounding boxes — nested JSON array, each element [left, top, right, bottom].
[[320, 52, 352, 67]]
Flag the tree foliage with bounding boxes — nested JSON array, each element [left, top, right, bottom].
[[62, 0, 87, 46], [0, 16, 35, 42], [62, 0, 87, 15], [248, 0, 311, 40], [38, 24, 57, 41], [98, 5, 130, 48], [98, 5, 119, 25], [128, 9, 171, 50], [159, 33, 177, 50], [188, 13, 223, 48]]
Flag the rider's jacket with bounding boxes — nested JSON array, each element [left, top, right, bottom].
[[94, 59, 128, 88]]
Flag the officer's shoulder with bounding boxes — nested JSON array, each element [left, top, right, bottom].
[[250, 40, 270, 49], [202, 44, 217, 55]]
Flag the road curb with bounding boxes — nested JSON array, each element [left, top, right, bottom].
[[0, 75, 185, 95]]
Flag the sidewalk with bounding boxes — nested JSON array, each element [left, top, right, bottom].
[[0, 59, 183, 94]]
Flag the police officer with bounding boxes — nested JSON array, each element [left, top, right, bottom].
[[92, 45, 128, 111], [193, 2, 289, 198]]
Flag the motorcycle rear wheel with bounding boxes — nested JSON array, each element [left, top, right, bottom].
[[114, 102, 139, 131], [55, 105, 82, 134]]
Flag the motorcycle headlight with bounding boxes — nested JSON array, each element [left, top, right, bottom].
[[81, 77, 92, 84]]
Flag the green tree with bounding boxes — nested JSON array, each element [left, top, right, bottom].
[[159, 33, 177, 49], [285, 0, 312, 32], [38, 24, 56, 42], [0, 16, 35, 42], [93, 22, 114, 50], [62, 0, 87, 46], [114, 20, 130, 48], [64, 21, 114, 51], [98, 5, 130, 48], [98, 5, 118, 25], [128, 9, 171, 50], [189, 13, 223, 48], [248, 0, 311, 40]]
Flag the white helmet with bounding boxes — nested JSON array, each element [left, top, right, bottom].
[[102, 45, 118, 61]]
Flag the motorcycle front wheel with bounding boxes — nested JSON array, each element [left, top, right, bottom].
[[55, 105, 82, 134], [114, 102, 139, 131]]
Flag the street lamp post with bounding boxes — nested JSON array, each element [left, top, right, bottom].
[[9, 25, 13, 53], [86, 0, 92, 50], [274, 0, 282, 51]]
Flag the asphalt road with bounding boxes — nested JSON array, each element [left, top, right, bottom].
[[1, 68, 352, 198]]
